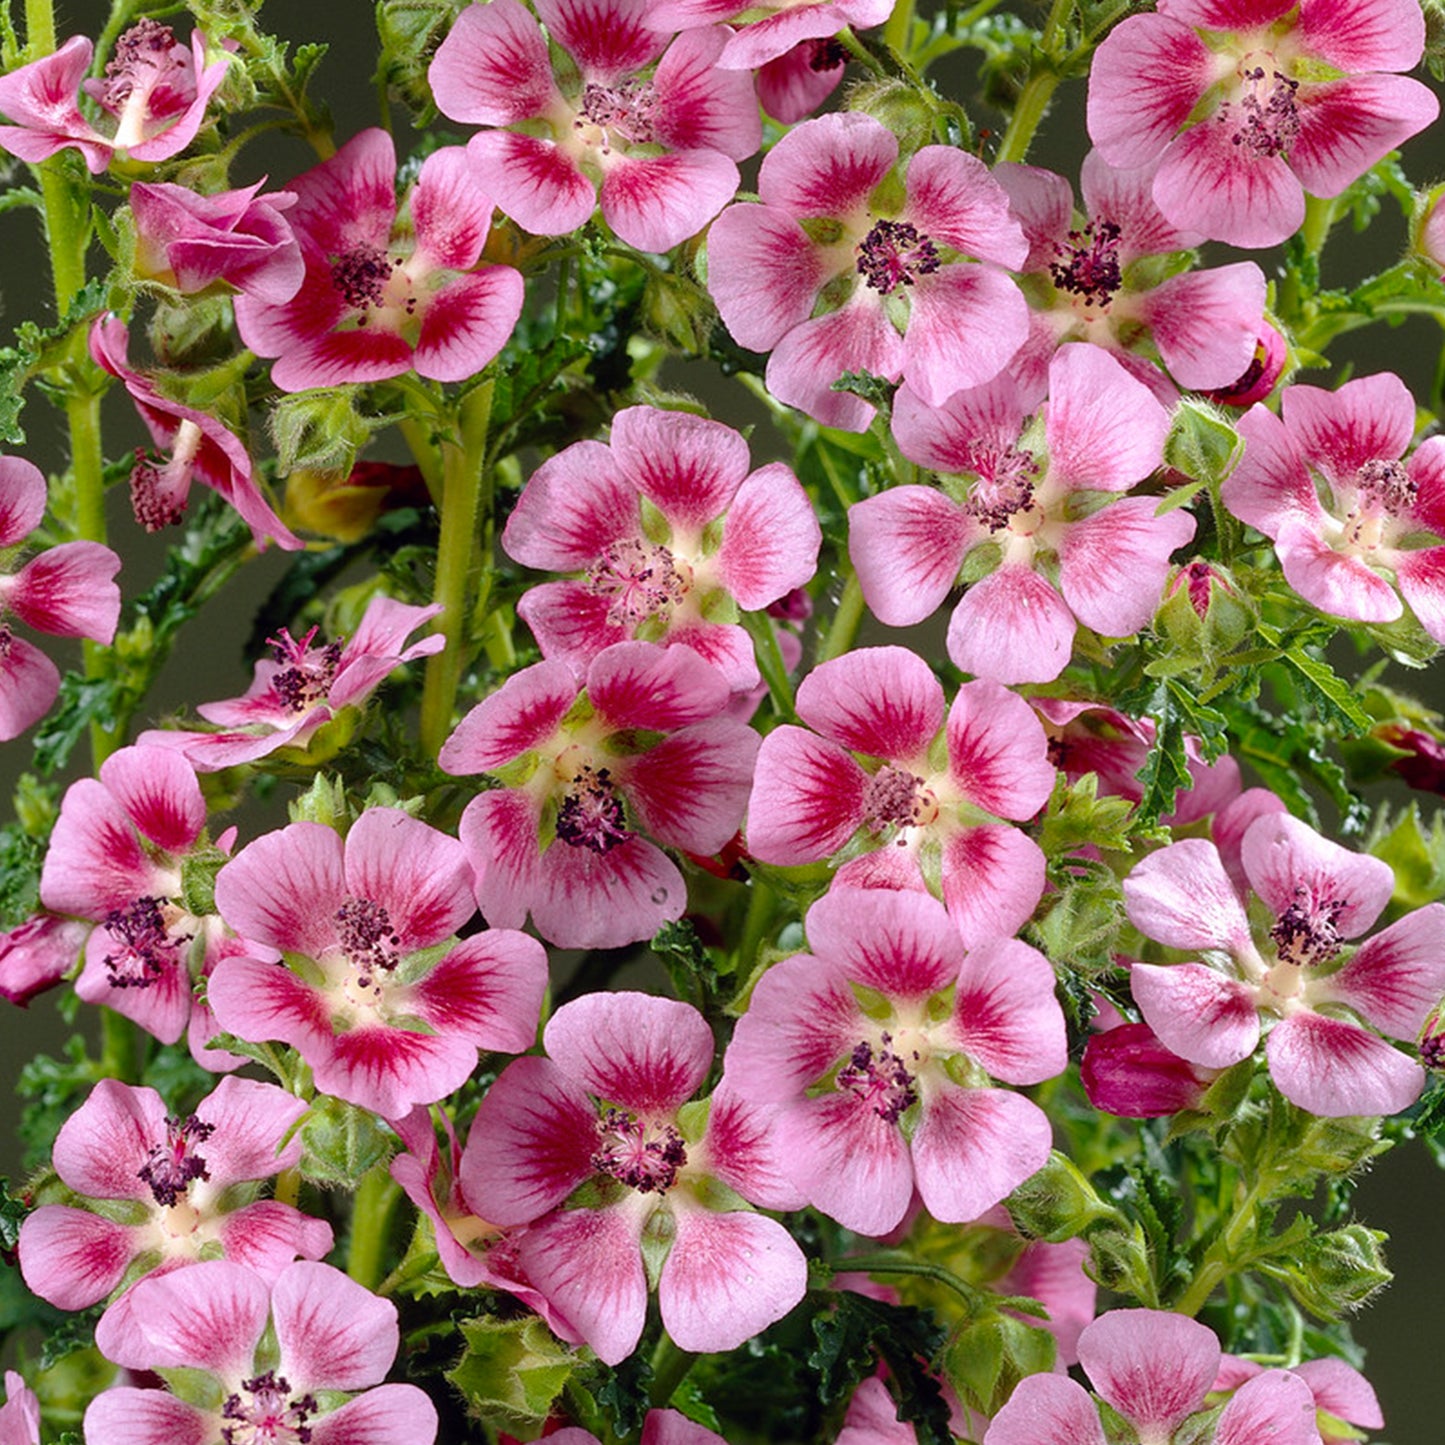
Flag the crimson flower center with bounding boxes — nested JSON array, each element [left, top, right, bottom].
[[586, 537, 689, 627], [128, 423, 202, 533], [269, 626, 343, 713], [1050, 220, 1122, 306], [864, 765, 938, 832], [99, 18, 185, 115], [335, 896, 402, 991], [576, 79, 658, 148], [137, 1112, 215, 1206], [964, 447, 1042, 531], [221, 1371, 318, 1445], [102, 895, 188, 990], [330, 242, 410, 323], [591, 1108, 687, 1193], [837, 1032, 920, 1124], [1225, 62, 1301, 159], [1269, 890, 1346, 970], [556, 764, 629, 854], [856, 219, 941, 295]]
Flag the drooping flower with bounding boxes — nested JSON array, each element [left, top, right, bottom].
[[1124, 810, 1445, 1116], [18, 1077, 331, 1347], [232, 127, 524, 391], [502, 405, 820, 692], [83, 1259, 437, 1445], [1214, 1354, 1383, 1444], [0, 22, 227, 173], [137, 594, 443, 770], [0, 455, 122, 741], [443, 642, 761, 949], [647, 0, 890, 69], [755, 38, 849, 123], [430, 0, 760, 253], [725, 888, 1067, 1236], [984, 1309, 1319, 1445], [746, 646, 1056, 946], [1086, 0, 1439, 249], [129, 179, 304, 303], [463, 991, 807, 1364], [1081, 1018, 1224, 1119], [89, 316, 301, 551], [849, 344, 1189, 683], [0, 912, 90, 1006], [0, 1372, 38, 1445], [994, 150, 1267, 404], [1203, 321, 1288, 409], [706, 111, 1029, 430], [1220, 372, 1445, 641], [38, 744, 242, 1064], [208, 807, 547, 1117]]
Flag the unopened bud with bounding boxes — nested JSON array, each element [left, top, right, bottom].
[[1412, 181, 1445, 281], [846, 79, 935, 156], [1202, 322, 1288, 408], [1156, 559, 1253, 660], [1420, 1001, 1445, 1071], [1004, 1150, 1115, 1242]]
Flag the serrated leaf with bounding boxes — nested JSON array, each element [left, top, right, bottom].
[[1278, 647, 1371, 735]]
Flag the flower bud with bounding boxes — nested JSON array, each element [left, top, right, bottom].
[[846, 78, 935, 156], [1413, 181, 1445, 281], [1081, 1021, 1221, 1118], [1277, 1225, 1391, 1318], [1156, 559, 1253, 661], [1202, 322, 1287, 408], [284, 460, 429, 545], [1004, 1151, 1115, 1242]]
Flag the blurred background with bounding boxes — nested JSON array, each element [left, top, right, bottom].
[[1, 2, 1443, 1439]]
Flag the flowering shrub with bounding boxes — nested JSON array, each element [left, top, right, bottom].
[[0, 2, 1442, 1442]]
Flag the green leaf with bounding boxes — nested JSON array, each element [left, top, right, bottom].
[[298, 1095, 395, 1185], [1163, 399, 1243, 485], [446, 1315, 577, 1437], [590, 1352, 654, 1440], [1277, 647, 1371, 735]]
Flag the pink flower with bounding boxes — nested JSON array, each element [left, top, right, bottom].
[[532, 1411, 726, 1445], [756, 38, 848, 123], [503, 405, 820, 692], [129, 179, 303, 303], [1124, 811, 1445, 1116], [0, 22, 227, 173], [208, 807, 547, 1117], [984, 1308, 1320, 1445], [0, 912, 90, 1006], [706, 112, 1029, 430], [88, 316, 300, 550], [443, 642, 761, 949], [1203, 322, 1288, 409], [1081, 1019, 1223, 1118], [0, 455, 121, 740], [725, 888, 1067, 1236], [849, 345, 1190, 683], [1086, 0, 1439, 248], [463, 991, 807, 1364], [137, 595, 443, 770], [994, 151, 1267, 404], [83, 1259, 437, 1445], [746, 646, 1056, 947], [0, 1373, 38, 1445], [18, 1078, 331, 1342], [430, 0, 760, 253], [647, 0, 891, 70], [232, 128, 524, 391], [1221, 372, 1445, 641], [38, 744, 242, 1063], [1214, 1354, 1383, 1444]]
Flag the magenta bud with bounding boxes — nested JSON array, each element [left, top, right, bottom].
[[1081, 1022, 1221, 1118], [1203, 322, 1287, 408]]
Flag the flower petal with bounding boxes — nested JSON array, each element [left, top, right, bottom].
[[1266, 1012, 1424, 1117], [1079, 1308, 1219, 1436], [946, 564, 1076, 685], [1130, 962, 1261, 1068], [272, 1261, 401, 1392]]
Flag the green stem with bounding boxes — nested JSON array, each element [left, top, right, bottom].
[[837, 1252, 990, 1315], [347, 1166, 401, 1292], [273, 1167, 301, 1210], [648, 1335, 698, 1407], [1173, 1175, 1267, 1317], [98, 1006, 145, 1084], [817, 570, 865, 664], [995, 69, 1060, 164], [23, 0, 54, 54], [739, 608, 796, 720], [419, 378, 495, 758], [882, 0, 916, 57]]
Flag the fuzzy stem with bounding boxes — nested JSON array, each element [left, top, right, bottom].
[[348, 1166, 401, 1292], [883, 0, 916, 56], [817, 569, 865, 664], [649, 1335, 698, 1407], [420, 378, 495, 758], [98, 1006, 146, 1084], [836, 1252, 991, 1315], [995, 69, 1060, 164]]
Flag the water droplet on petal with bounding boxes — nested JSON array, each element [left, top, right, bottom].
[[651, 887, 668, 904]]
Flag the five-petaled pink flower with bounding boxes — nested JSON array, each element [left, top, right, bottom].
[[443, 641, 760, 949], [1124, 810, 1445, 1117], [209, 807, 547, 1117], [84, 1259, 437, 1445], [1086, 0, 1439, 249], [503, 405, 820, 693], [0, 21, 227, 173], [0, 455, 121, 740], [850, 345, 1190, 683], [430, 0, 760, 253], [706, 111, 1029, 431], [90, 316, 302, 550], [1221, 372, 1445, 641], [232, 127, 524, 391], [18, 1077, 331, 1344], [725, 888, 1067, 1236], [984, 1308, 1320, 1445], [746, 645, 1056, 947], [464, 991, 807, 1364]]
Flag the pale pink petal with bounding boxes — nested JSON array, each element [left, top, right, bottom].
[[18, 1206, 137, 1308], [4, 541, 120, 641], [0, 37, 112, 174], [602, 150, 740, 252], [1292, 74, 1438, 200], [587, 639, 730, 729], [535, 0, 666, 78], [717, 2, 891, 68], [659, 1204, 807, 1351], [984, 1372, 1106, 1445], [0, 456, 45, 547], [902, 147, 1027, 268], [466, 129, 595, 236], [891, 372, 1024, 474], [705, 202, 831, 352], [1222, 404, 1324, 537], [271, 1262, 400, 1392], [938, 825, 1047, 949], [428, 0, 555, 124], [205, 956, 334, 1061], [1292, 1358, 1383, 1429], [82, 1390, 210, 1445], [545, 991, 714, 1113], [214, 823, 347, 958], [619, 719, 758, 854], [1130, 962, 1261, 1068], [1078, 148, 1203, 256], [52, 1079, 166, 1198], [0, 637, 59, 742], [1240, 813, 1393, 938], [666, 619, 759, 692], [795, 646, 944, 760], [441, 661, 579, 776], [1044, 344, 1172, 493], [1086, 15, 1215, 169], [947, 938, 1068, 1083], [75, 930, 192, 1045], [406, 930, 548, 1055], [745, 727, 867, 864], [700, 1084, 807, 1210], [994, 162, 1074, 268], [41, 778, 160, 914], [945, 679, 1055, 820], [764, 299, 904, 432], [343, 809, 473, 949], [217, 1200, 334, 1280], [901, 264, 1030, 406], [912, 1085, 1053, 1223], [1297, 0, 1424, 69], [1153, 117, 1303, 249], [320, 1023, 485, 1116], [806, 886, 965, 1000], [610, 406, 750, 532], [717, 462, 820, 609], [1395, 547, 1445, 644], [849, 485, 976, 627], [652, 28, 761, 159], [461, 789, 542, 931], [755, 40, 845, 124], [532, 835, 686, 950], [463, 1056, 598, 1224], [1213, 787, 1289, 896], [1144, 264, 1268, 390], [503, 440, 637, 570], [308, 1386, 440, 1445], [1320, 905, 1445, 1037], [946, 564, 1076, 685], [1281, 373, 1416, 485], [1124, 838, 1252, 951], [1079, 1308, 1219, 1435], [414, 265, 523, 383], [642, 1408, 731, 1445], [1214, 1371, 1322, 1445], [1267, 1012, 1424, 1116], [97, 745, 205, 855], [518, 1204, 649, 1365], [105, 1260, 268, 1374], [756, 111, 896, 217], [1059, 499, 1197, 637], [194, 1076, 310, 1185]]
